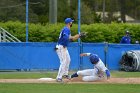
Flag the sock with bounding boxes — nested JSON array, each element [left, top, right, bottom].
[[71, 72, 78, 78]]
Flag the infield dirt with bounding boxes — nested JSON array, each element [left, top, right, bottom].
[[0, 77, 140, 84]]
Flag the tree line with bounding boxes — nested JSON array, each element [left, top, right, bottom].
[[0, 0, 140, 24]]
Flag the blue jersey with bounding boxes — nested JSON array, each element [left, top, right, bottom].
[[57, 26, 71, 47], [120, 36, 131, 44]]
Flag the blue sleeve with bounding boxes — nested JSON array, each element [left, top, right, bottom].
[[63, 33, 69, 40], [63, 28, 70, 39], [105, 70, 110, 77]]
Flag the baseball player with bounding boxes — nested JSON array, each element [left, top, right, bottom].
[[70, 53, 110, 82], [55, 18, 86, 82], [120, 31, 131, 44]]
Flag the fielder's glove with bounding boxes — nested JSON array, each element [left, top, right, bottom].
[[79, 32, 87, 38]]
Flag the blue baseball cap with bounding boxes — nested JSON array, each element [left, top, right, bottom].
[[65, 18, 74, 24], [89, 54, 99, 64]]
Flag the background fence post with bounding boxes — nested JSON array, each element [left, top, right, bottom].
[[104, 42, 108, 66]]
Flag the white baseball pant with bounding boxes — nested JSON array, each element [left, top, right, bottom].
[[77, 69, 103, 82], [56, 45, 71, 79]]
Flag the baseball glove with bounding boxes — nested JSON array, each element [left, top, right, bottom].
[[79, 32, 87, 38]]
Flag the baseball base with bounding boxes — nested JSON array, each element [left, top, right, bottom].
[[38, 78, 55, 81]]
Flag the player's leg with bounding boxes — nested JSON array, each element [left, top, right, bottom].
[[82, 75, 101, 82], [81, 69, 103, 81], [77, 69, 95, 76], [71, 69, 94, 79], [63, 49, 71, 76], [56, 46, 67, 81]]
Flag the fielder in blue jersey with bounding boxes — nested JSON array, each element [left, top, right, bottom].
[[70, 53, 110, 82], [55, 18, 80, 82], [120, 31, 131, 44]]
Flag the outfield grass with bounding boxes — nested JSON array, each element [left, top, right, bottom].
[[0, 83, 139, 93]]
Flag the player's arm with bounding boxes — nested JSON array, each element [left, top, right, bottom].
[[105, 69, 110, 79], [69, 34, 80, 41], [101, 65, 111, 79], [80, 53, 91, 57], [69, 32, 87, 41]]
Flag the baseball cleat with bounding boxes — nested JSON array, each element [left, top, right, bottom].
[[63, 75, 71, 80], [56, 78, 63, 82]]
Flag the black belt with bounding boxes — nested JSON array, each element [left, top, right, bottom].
[[54, 45, 66, 51], [58, 44, 66, 48]]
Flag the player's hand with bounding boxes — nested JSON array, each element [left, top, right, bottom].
[[80, 53, 87, 57], [79, 32, 87, 38]]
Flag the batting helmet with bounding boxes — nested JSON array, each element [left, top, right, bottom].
[[89, 54, 99, 64], [65, 18, 74, 24]]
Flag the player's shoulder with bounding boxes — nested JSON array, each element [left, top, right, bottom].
[[122, 36, 126, 38], [63, 26, 70, 30], [62, 26, 70, 33], [98, 59, 105, 66], [122, 36, 127, 40]]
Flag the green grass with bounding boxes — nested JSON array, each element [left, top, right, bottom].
[[0, 71, 140, 93], [0, 83, 139, 93], [0, 71, 57, 79], [0, 71, 140, 79], [111, 71, 140, 78]]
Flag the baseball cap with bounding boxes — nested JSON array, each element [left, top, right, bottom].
[[65, 18, 74, 24], [89, 54, 99, 64]]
